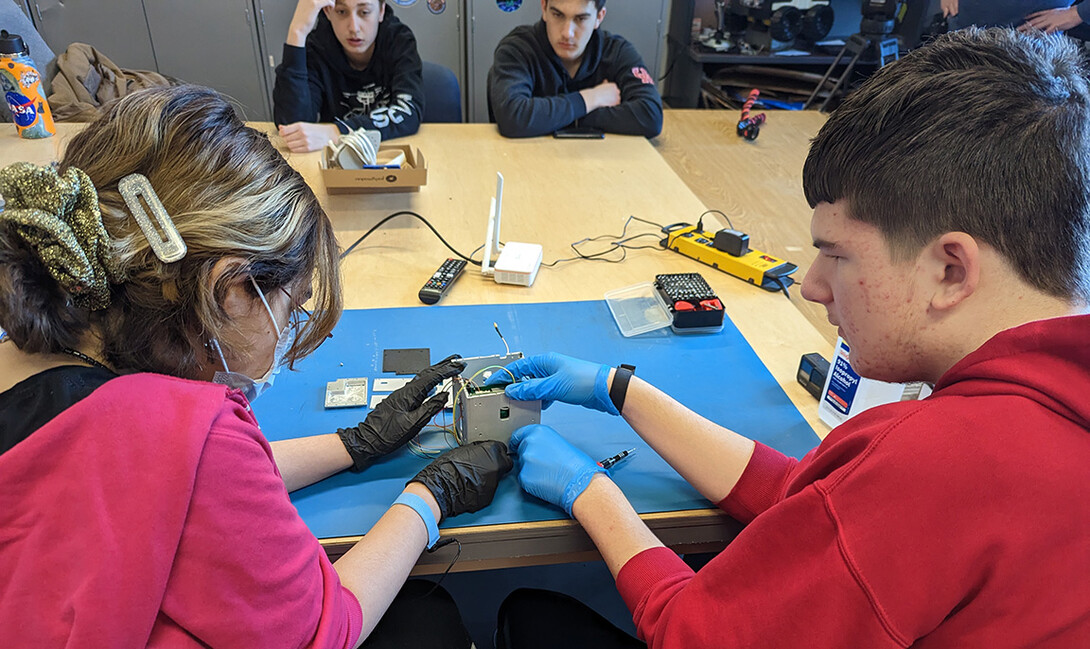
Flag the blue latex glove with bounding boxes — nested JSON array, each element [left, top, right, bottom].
[[484, 352, 618, 415], [509, 424, 607, 516]]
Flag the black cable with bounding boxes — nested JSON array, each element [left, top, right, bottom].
[[772, 276, 792, 300], [542, 237, 664, 267], [339, 211, 482, 265], [659, 37, 681, 83], [541, 216, 668, 267], [697, 209, 735, 231], [413, 537, 462, 601]]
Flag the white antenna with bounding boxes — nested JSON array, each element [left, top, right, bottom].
[[481, 172, 504, 276], [493, 172, 504, 257]]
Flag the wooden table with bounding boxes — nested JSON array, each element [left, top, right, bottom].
[[0, 120, 833, 571], [654, 109, 838, 347]]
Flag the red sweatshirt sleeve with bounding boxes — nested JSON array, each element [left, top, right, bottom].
[[717, 441, 799, 523], [615, 483, 904, 649], [157, 396, 362, 648]]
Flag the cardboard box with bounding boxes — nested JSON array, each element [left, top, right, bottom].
[[320, 144, 427, 194]]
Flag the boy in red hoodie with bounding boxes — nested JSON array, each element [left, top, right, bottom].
[[492, 27, 1090, 649]]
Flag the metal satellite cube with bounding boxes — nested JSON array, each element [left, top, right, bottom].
[[455, 385, 540, 444]]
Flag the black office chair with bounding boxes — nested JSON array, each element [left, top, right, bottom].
[[421, 61, 462, 123]]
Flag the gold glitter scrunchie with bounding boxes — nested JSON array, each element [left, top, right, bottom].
[[0, 162, 121, 311]]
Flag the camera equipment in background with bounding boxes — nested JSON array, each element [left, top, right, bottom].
[[700, 1, 833, 54], [740, 0, 834, 53], [804, 0, 903, 111]]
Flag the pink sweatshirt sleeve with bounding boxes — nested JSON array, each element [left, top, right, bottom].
[[157, 396, 363, 648]]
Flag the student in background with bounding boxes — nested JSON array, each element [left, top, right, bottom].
[[492, 28, 1090, 648], [1019, 2, 1090, 33], [0, 85, 511, 648], [940, 0, 1087, 32], [488, 0, 663, 138], [274, 0, 423, 152]]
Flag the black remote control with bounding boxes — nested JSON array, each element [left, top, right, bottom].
[[418, 258, 467, 305]]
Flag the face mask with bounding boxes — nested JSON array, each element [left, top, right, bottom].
[[211, 277, 296, 403]]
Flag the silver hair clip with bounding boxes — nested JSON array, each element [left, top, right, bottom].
[[118, 173, 187, 263]]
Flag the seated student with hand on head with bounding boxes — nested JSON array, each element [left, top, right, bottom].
[[488, 0, 663, 138], [274, 0, 423, 153], [0, 85, 511, 648], [490, 28, 1090, 648]]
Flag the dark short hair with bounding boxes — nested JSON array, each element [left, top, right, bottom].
[[547, 0, 606, 11], [804, 28, 1090, 302]]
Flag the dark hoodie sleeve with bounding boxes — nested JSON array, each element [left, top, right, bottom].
[[338, 20, 423, 139], [489, 36, 587, 138], [578, 38, 663, 138], [273, 43, 324, 126]]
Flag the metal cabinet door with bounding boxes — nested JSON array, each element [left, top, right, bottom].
[[143, 0, 271, 120], [256, 0, 466, 120], [466, 0, 666, 123], [28, 0, 158, 70], [599, 1, 667, 80]]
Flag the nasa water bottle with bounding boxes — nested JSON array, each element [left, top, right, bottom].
[[1, 29, 55, 139]]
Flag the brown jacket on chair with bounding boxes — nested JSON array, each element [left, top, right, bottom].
[[47, 43, 175, 122]]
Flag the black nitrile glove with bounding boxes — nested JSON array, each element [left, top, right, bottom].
[[411, 441, 514, 520], [337, 354, 465, 472]]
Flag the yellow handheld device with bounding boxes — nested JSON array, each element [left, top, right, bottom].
[[659, 223, 797, 293]]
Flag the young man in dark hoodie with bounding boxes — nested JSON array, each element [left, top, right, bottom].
[[488, 0, 662, 138], [490, 28, 1090, 648], [274, 0, 423, 152]]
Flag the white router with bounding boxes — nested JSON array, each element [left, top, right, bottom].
[[481, 172, 543, 286]]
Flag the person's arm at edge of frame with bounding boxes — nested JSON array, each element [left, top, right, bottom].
[[489, 44, 586, 138], [1018, 4, 1086, 33], [337, 439, 511, 647], [335, 481, 439, 647], [577, 40, 663, 138]]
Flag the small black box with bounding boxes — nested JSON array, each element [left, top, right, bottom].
[[713, 229, 750, 256], [797, 352, 830, 399]]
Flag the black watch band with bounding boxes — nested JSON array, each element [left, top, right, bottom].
[[609, 364, 636, 414]]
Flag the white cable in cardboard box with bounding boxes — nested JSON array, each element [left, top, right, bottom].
[[481, 172, 542, 287]]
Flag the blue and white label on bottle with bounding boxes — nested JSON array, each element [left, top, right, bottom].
[[823, 341, 861, 415], [497, 0, 522, 12], [5, 91, 37, 127]]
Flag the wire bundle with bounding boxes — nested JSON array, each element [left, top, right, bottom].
[[327, 127, 380, 169]]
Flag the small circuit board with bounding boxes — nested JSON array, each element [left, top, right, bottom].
[[325, 377, 368, 408]]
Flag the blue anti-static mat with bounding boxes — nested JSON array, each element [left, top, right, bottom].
[[253, 301, 819, 539]]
